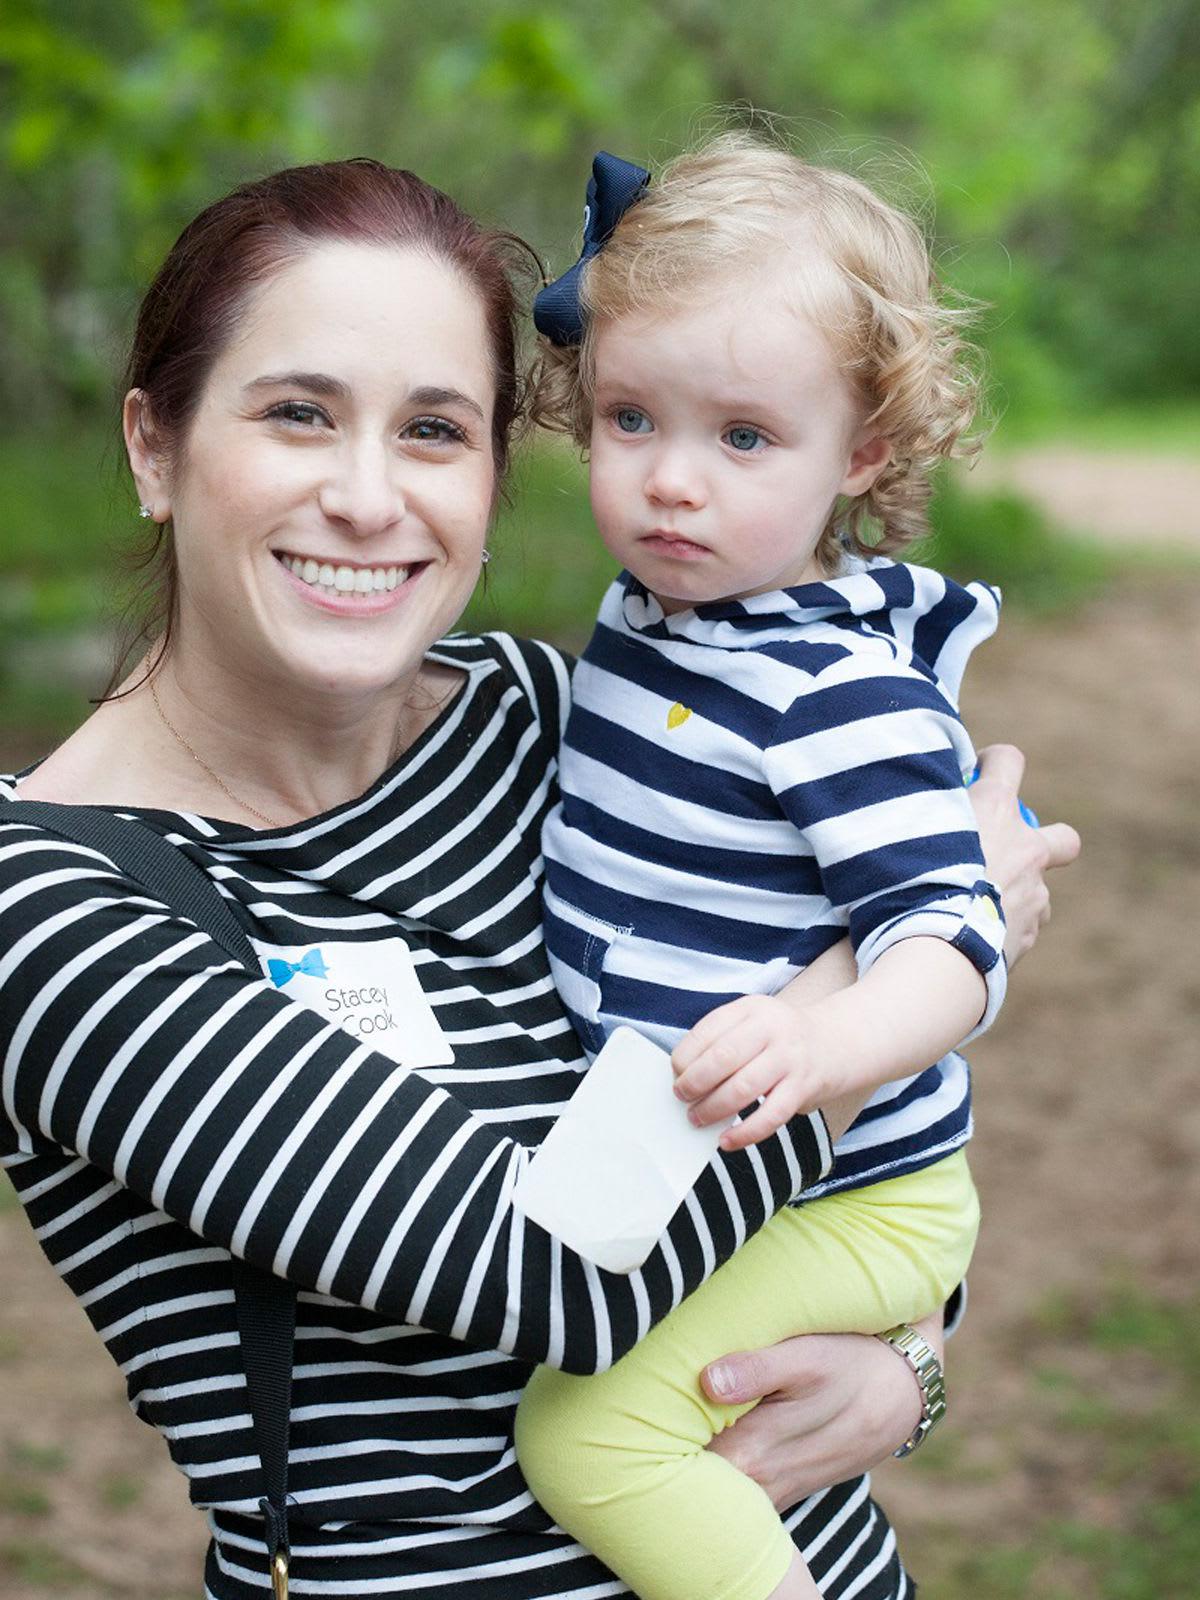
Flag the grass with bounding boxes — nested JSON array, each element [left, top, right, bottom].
[[0, 1537, 91, 1588], [6, 1441, 68, 1475], [98, 1473, 143, 1511], [0, 1477, 51, 1517], [910, 1286, 1200, 1600], [992, 401, 1200, 455]]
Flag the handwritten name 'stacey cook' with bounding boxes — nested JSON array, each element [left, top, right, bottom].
[[325, 985, 395, 1036]]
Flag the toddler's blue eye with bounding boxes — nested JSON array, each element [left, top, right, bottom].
[[615, 408, 650, 434], [727, 426, 765, 452]]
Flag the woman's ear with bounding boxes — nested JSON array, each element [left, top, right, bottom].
[[123, 389, 170, 521], [841, 434, 892, 497]]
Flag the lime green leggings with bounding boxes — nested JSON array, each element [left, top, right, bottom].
[[515, 1151, 979, 1600]]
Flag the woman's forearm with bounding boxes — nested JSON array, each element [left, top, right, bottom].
[[0, 823, 833, 1376]]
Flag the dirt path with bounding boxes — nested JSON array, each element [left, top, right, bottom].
[[877, 575, 1200, 1588], [968, 447, 1200, 547], [2, 575, 1198, 1598]]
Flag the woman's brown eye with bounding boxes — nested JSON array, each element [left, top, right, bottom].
[[405, 417, 465, 444]]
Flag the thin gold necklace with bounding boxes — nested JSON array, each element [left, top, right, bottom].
[[149, 675, 282, 829]]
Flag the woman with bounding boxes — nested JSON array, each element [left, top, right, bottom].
[[0, 160, 1077, 1599]]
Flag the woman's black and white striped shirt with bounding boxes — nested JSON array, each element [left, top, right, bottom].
[[0, 633, 913, 1600]]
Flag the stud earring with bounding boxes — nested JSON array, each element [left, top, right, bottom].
[[480, 548, 491, 565], [139, 504, 154, 520]]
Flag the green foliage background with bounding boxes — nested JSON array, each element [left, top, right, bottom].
[[0, 0, 1194, 706], [3, 0, 1196, 426]]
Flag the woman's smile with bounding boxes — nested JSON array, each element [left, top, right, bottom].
[[274, 549, 428, 613]]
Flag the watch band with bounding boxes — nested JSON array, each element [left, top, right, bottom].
[[875, 1323, 946, 1458]]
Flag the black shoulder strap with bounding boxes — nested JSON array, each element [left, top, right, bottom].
[[3, 801, 296, 1595], [7, 800, 258, 963]]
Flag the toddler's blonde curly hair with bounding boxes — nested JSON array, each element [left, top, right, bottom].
[[534, 131, 984, 570]]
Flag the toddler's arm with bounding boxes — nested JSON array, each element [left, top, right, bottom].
[[673, 936, 985, 1150], [677, 653, 1012, 1151], [681, 741, 1080, 1152]]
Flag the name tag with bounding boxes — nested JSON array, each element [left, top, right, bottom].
[[254, 937, 455, 1068]]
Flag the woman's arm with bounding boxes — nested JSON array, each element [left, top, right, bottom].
[[0, 820, 829, 1377]]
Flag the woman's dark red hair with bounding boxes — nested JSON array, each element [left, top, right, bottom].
[[108, 159, 538, 697]]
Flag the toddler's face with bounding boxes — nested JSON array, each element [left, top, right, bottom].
[[588, 263, 888, 611]]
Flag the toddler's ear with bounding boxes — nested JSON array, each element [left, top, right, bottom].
[[841, 434, 891, 497]]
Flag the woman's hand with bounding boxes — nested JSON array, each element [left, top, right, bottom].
[[702, 1311, 945, 1506], [968, 743, 1081, 965]]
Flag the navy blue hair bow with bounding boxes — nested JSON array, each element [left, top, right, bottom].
[[533, 151, 651, 347]]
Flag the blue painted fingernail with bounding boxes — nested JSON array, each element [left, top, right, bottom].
[[965, 764, 1038, 827]]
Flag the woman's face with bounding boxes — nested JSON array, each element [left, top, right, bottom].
[[138, 242, 497, 703]]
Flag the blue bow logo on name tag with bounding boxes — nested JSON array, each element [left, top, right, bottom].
[[268, 948, 330, 988]]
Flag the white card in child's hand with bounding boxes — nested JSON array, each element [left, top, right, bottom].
[[513, 1026, 735, 1274]]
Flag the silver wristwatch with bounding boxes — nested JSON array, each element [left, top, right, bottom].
[[874, 1323, 946, 1458]]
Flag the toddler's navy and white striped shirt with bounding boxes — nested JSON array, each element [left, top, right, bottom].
[[543, 558, 1007, 1196]]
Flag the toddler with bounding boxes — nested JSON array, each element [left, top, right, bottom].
[[516, 136, 1005, 1600]]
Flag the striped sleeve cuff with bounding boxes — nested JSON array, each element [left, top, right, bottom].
[[853, 878, 1008, 1043], [800, 1105, 837, 1195]]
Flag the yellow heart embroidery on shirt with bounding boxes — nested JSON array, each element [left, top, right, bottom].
[[667, 703, 692, 730]]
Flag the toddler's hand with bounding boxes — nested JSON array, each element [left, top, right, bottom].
[[671, 995, 849, 1152]]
